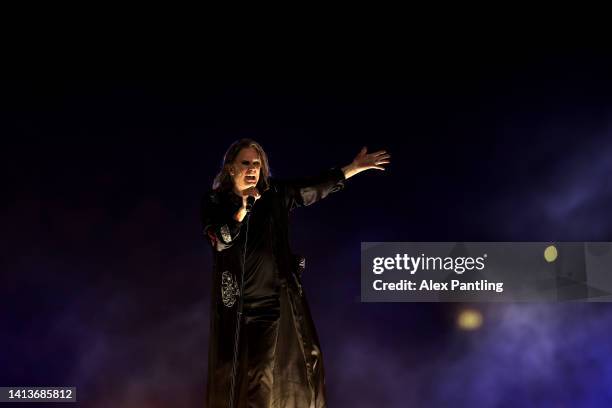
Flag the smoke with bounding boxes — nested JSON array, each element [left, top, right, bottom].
[[51, 286, 210, 408], [494, 124, 612, 240], [432, 304, 612, 407], [324, 304, 612, 407]]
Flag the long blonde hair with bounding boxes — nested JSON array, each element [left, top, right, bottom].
[[212, 139, 271, 192]]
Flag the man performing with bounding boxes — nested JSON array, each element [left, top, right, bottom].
[[201, 139, 390, 407]]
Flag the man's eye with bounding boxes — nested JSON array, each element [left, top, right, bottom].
[[241, 161, 249, 165]]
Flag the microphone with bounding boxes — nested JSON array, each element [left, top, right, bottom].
[[245, 196, 255, 212]]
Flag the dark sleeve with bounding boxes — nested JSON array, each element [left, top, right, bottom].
[[281, 167, 346, 211], [200, 192, 243, 251]]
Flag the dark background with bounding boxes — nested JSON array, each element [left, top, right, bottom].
[[3, 54, 612, 407]]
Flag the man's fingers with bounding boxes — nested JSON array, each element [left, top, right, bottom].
[[367, 156, 390, 165], [369, 153, 390, 161], [245, 187, 261, 199]]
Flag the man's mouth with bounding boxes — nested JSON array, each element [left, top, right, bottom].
[[245, 175, 257, 183]]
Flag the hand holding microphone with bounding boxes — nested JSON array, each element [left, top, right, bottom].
[[242, 187, 261, 213]]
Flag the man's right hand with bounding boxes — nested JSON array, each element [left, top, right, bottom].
[[233, 187, 261, 222], [241, 187, 261, 209]]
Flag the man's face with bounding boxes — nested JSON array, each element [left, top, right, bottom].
[[232, 147, 261, 191]]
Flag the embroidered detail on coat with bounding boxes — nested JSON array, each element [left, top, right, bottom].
[[221, 271, 240, 307], [220, 224, 232, 243]]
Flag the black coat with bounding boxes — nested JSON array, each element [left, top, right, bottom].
[[201, 168, 346, 408]]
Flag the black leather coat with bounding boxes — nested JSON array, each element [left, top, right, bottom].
[[201, 168, 345, 407]]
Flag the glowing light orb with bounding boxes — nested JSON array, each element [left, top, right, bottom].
[[544, 245, 558, 262], [457, 308, 483, 330]]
